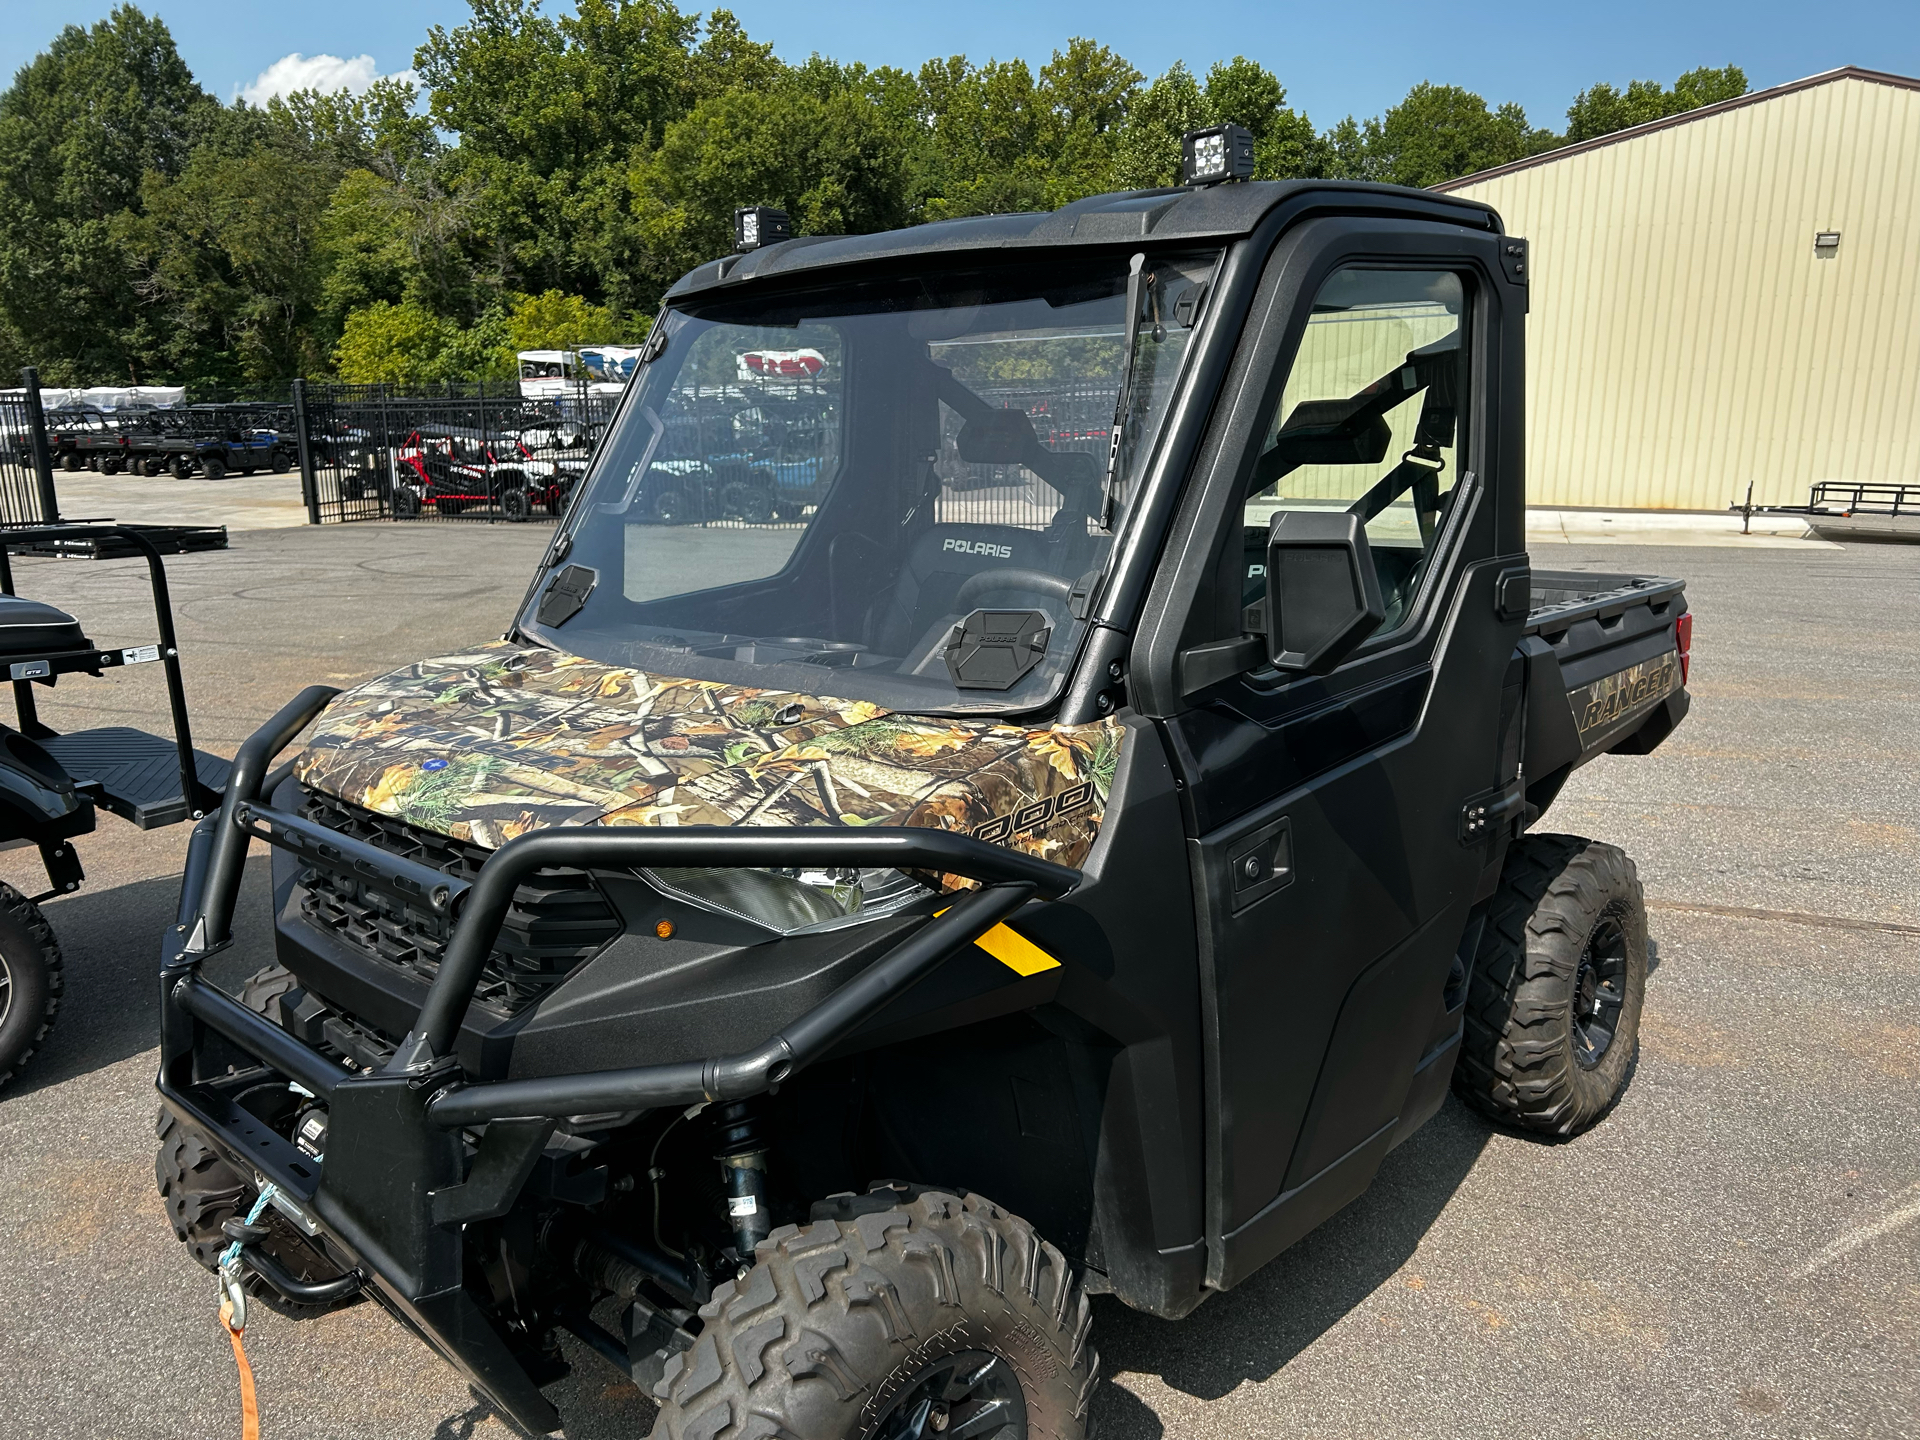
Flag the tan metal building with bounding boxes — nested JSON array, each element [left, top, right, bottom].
[[1438, 66, 1920, 511]]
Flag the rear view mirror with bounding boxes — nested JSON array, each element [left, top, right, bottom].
[[1267, 398, 1394, 469], [956, 409, 1039, 465], [1266, 511, 1385, 673]]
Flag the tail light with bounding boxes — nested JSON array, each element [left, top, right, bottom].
[[1675, 611, 1693, 686]]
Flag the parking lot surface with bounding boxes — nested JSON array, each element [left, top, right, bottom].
[[0, 524, 1914, 1439]]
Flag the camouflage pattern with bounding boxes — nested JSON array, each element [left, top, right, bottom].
[[293, 642, 1124, 873]]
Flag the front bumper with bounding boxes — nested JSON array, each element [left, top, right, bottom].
[[157, 688, 1078, 1432]]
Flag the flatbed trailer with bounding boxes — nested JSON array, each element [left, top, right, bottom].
[[1741, 480, 1920, 542]]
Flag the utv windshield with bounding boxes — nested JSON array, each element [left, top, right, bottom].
[[521, 251, 1218, 714]]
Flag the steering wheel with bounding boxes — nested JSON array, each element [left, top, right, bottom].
[[951, 567, 1073, 613]]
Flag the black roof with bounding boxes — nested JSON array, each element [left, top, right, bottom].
[[667, 180, 1503, 301]]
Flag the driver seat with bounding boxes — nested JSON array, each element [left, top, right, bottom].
[[866, 523, 1057, 662]]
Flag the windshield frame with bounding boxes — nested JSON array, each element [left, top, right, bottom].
[[516, 248, 1227, 720]]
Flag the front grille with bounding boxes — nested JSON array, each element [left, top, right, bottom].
[[296, 787, 622, 1015]]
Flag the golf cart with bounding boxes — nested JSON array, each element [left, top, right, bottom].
[[155, 144, 1694, 1438], [0, 523, 227, 1089]]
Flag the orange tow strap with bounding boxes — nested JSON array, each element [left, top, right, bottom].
[[220, 1298, 261, 1440]]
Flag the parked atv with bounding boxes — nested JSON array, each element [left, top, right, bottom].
[[0, 524, 226, 1089], [155, 159, 1694, 1437], [392, 428, 570, 521]]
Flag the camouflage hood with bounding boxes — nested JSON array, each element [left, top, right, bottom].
[[293, 643, 1124, 868]]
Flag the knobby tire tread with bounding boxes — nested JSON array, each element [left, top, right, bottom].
[[1453, 833, 1647, 1137], [647, 1189, 1097, 1440]]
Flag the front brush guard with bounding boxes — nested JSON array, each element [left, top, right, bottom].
[[156, 689, 1080, 1432]]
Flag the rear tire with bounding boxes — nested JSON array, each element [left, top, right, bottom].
[[647, 1186, 1097, 1440], [391, 487, 421, 519], [201, 455, 226, 480], [153, 964, 354, 1321], [1454, 834, 1647, 1137], [500, 486, 532, 522], [0, 884, 62, 1093]]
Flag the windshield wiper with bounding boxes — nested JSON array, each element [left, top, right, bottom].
[[1100, 251, 1149, 531]]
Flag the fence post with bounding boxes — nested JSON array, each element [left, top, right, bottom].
[[19, 367, 60, 524], [291, 378, 320, 524], [380, 395, 393, 518], [477, 379, 491, 523]]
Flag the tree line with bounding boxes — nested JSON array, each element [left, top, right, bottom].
[[0, 2, 1747, 389]]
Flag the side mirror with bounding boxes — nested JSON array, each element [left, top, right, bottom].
[[1265, 511, 1385, 673]]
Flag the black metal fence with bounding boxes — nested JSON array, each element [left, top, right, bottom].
[[0, 368, 1120, 537], [0, 372, 66, 526], [296, 382, 619, 524]]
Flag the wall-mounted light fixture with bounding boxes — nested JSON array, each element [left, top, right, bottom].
[[1814, 231, 1841, 259]]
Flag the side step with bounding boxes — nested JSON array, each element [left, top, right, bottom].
[[39, 727, 231, 829]]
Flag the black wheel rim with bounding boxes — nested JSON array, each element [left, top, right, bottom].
[[1572, 911, 1628, 1069], [870, 1349, 1027, 1440]]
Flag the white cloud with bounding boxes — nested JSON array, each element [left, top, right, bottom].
[[238, 53, 418, 106]]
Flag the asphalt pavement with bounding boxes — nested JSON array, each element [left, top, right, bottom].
[[0, 522, 1914, 1440]]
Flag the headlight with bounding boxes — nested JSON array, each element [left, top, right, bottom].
[[644, 865, 933, 936]]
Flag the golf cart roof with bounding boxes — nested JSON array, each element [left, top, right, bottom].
[[666, 180, 1503, 302]]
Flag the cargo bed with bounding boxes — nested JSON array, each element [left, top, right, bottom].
[[1519, 569, 1691, 807]]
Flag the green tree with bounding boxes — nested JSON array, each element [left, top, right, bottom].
[[333, 298, 464, 383], [333, 289, 631, 383], [1035, 40, 1143, 205], [416, 0, 708, 307], [0, 5, 215, 382], [631, 73, 915, 281], [1204, 56, 1328, 179], [1566, 65, 1747, 142], [1108, 61, 1208, 189], [916, 55, 1050, 217], [508, 289, 628, 350], [1332, 82, 1556, 187], [120, 139, 338, 385]]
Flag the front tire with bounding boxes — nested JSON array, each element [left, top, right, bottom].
[[1454, 834, 1648, 1136], [0, 884, 62, 1092], [649, 1187, 1097, 1440]]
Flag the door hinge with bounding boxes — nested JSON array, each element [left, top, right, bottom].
[[1459, 780, 1526, 845]]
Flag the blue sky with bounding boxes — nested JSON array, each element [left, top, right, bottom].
[[6, 0, 1919, 129]]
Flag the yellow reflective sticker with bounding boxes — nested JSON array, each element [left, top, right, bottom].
[[933, 908, 1063, 977], [973, 922, 1061, 977]]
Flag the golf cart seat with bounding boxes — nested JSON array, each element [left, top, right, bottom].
[[0, 595, 89, 657]]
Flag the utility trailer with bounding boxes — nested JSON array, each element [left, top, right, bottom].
[[1744, 480, 1920, 543], [155, 148, 1693, 1439]]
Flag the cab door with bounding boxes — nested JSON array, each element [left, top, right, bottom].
[[1144, 218, 1529, 1289]]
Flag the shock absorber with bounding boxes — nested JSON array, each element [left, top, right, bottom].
[[710, 1100, 771, 1263]]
